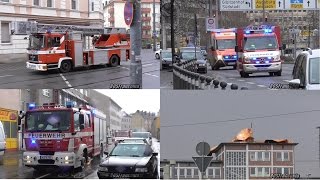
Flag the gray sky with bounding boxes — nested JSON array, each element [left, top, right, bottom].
[[161, 90, 320, 177], [95, 89, 160, 114]]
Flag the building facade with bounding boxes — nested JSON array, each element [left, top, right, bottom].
[[104, 0, 161, 45], [121, 111, 132, 130], [0, 0, 104, 60], [151, 110, 160, 139], [109, 98, 122, 132]]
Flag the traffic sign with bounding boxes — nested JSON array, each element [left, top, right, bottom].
[[124, 1, 134, 26], [220, 0, 253, 11], [192, 156, 213, 173], [284, 0, 316, 9], [196, 142, 210, 156], [254, 0, 284, 9], [206, 18, 216, 32]]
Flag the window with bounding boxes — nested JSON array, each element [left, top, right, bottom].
[[283, 152, 289, 161], [179, 169, 184, 177], [215, 169, 220, 177], [71, 0, 77, 10], [91, 2, 94, 11], [47, 0, 53, 7], [257, 167, 263, 176], [265, 167, 270, 176], [74, 112, 80, 131], [1, 22, 11, 43], [193, 169, 198, 177], [264, 152, 270, 161], [186, 169, 192, 177], [33, 0, 40, 6], [0, 0, 9, 2], [276, 152, 282, 161], [42, 89, 50, 97], [250, 167, 256, 176], [283, 168, 289, 174], [257, 152, 263, 161]]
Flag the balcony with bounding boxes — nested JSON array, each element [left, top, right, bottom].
[[141, 8, 151, 13], [142, 34, 152, 39], [108, 17, 114, 22], [108, 8, 114, 14], [142, 17, 151, 21], [142, 25, 151, 30]]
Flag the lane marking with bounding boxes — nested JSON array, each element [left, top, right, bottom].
[[238, 79, 245, 82], [0, 75, 14, 78], [257, 85, 267, 88], [121, 67, 130, 70], [60, 74, 72, 88], [145, 73, 159, 78], [36, 173, 51, 179], [228, 78, 235, 80], [143, 63, 154, 67], [283, 80, 291, 82], [246, 82, 256, 85]]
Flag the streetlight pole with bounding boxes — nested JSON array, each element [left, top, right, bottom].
[[153, 0, 156, 51], [130, 0, 142, 88], [170, 0, 175, 63]]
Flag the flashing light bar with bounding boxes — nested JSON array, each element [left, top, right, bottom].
[[66, 101, 75, 108], [212, 28, 236, 33], [28, 103, 36, 110], [31, 139, 36, 144]]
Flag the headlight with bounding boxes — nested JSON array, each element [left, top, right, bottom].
[[135, 167, 148, 172], [244, 56, 251, 63], [273, 55, 281, 61], [98, 166, 108, 172], [25, 155, 30, 160], [217, 55, 223, 60]]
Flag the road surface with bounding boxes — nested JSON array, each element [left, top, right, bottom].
[[0, 50, 159, 89]]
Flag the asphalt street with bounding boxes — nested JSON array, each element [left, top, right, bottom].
[[0, 49, 159, 89], [160, 63, 295, 90], [0, 138, 160, 179]]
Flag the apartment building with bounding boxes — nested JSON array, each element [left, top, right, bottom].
[[103, 0, 160, 44], [161, 129, 298, 179], [121, 111, 132, 130], [0, 0, 104, 60]]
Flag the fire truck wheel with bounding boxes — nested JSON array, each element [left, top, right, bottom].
[[110, 55, 120, 67], [60, 60, 72, 73]]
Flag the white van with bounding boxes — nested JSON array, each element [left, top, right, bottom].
[[0, 121, 6, 165]]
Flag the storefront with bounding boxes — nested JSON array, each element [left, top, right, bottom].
[[0, 108, 18, 149]]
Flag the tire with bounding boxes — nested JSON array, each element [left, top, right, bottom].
[[275, 71, 282, 76], [155, 53, 160, 59], [110, 55, 120, 67], [59, 60, 72, 73], [269, 72, 274, 76], [240, 71, 249, 78]]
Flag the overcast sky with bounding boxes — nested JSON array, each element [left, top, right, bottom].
[[95, 89, 160, 114], [161, 90, 320, 177]]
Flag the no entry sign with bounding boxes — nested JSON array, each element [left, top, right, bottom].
[[124, 1, 134, 26]]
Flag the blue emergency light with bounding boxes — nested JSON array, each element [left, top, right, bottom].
[[31, 139, 36, 144], [233, 55, 237, 58], [265, 61, 270, 63], [225, 56, 229, 59], [66, 101, 74, 108], [267, 57, 272, 60], [253, 57, 257, 60], [28, 103, 36, 110]]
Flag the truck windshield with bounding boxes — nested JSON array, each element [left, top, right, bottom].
[[244, 36, 278, 51], [181, 52, 204, 60], [26, 111, 71, 132], [132, 132, 149, 139], [28, 35, 45, 50], [216, 39, 235, 50], [309, 58, 320, 84]]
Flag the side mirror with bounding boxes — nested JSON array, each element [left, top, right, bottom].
[[104, 152, 109, 156], [235, 46, 239, 52], [80, 124, 85, 130], [152, 152, 158, 156]]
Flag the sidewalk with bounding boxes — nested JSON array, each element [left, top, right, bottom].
[[0, 54, 27, 64]]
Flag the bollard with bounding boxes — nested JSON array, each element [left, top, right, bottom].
[[231, 84, 239, 90], [172, 65, 176, 89], [190, 72, 195, 89], [187, 70, 192, 89], [181, 69, 186, 89], [200, 76, 206, 90], [178, 67, 183, 89], [220, 81, 228, 90], [213, 79, 220, 89], [183, 70, 188, 89], [241, 87, 249, 90], [206, 77, 212, 90], [193, 73, 199, 89]]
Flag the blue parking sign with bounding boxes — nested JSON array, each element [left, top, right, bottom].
[[290, 0, 303, 3]]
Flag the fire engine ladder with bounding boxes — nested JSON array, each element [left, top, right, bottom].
[[34, 23, 105, 36], [103, 27, 129, 34]]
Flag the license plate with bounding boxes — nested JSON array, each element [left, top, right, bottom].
[[40, 155, 52, 160], [28, 64, 38, 70], [228, 62, 236, 65]]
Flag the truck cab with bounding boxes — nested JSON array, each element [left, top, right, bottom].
[[235, 25, 285, 78], [208, 29, 237, 70]]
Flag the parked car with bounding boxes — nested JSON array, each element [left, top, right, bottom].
[[120, 138, 151, 146], [180, 49, 208, 74], [97, 142, 158, 179], [161, 50, 173, 70], [0, 121, 6, 165], [289, 48, 320, 90], [132, 132, 153, 146]]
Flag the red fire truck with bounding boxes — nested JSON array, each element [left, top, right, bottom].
[[21, 102, 107, 172], [235, 24, 286, 78], [13, 22, 130, 73]]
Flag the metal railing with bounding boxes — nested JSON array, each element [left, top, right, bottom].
[[172, 60, 248, 90]]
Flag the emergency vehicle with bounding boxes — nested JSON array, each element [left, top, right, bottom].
[[208, 28, 237, 70], [13, 22, 130, 73], [235, 24, 285, 78], [21, 102, 107, 172]]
